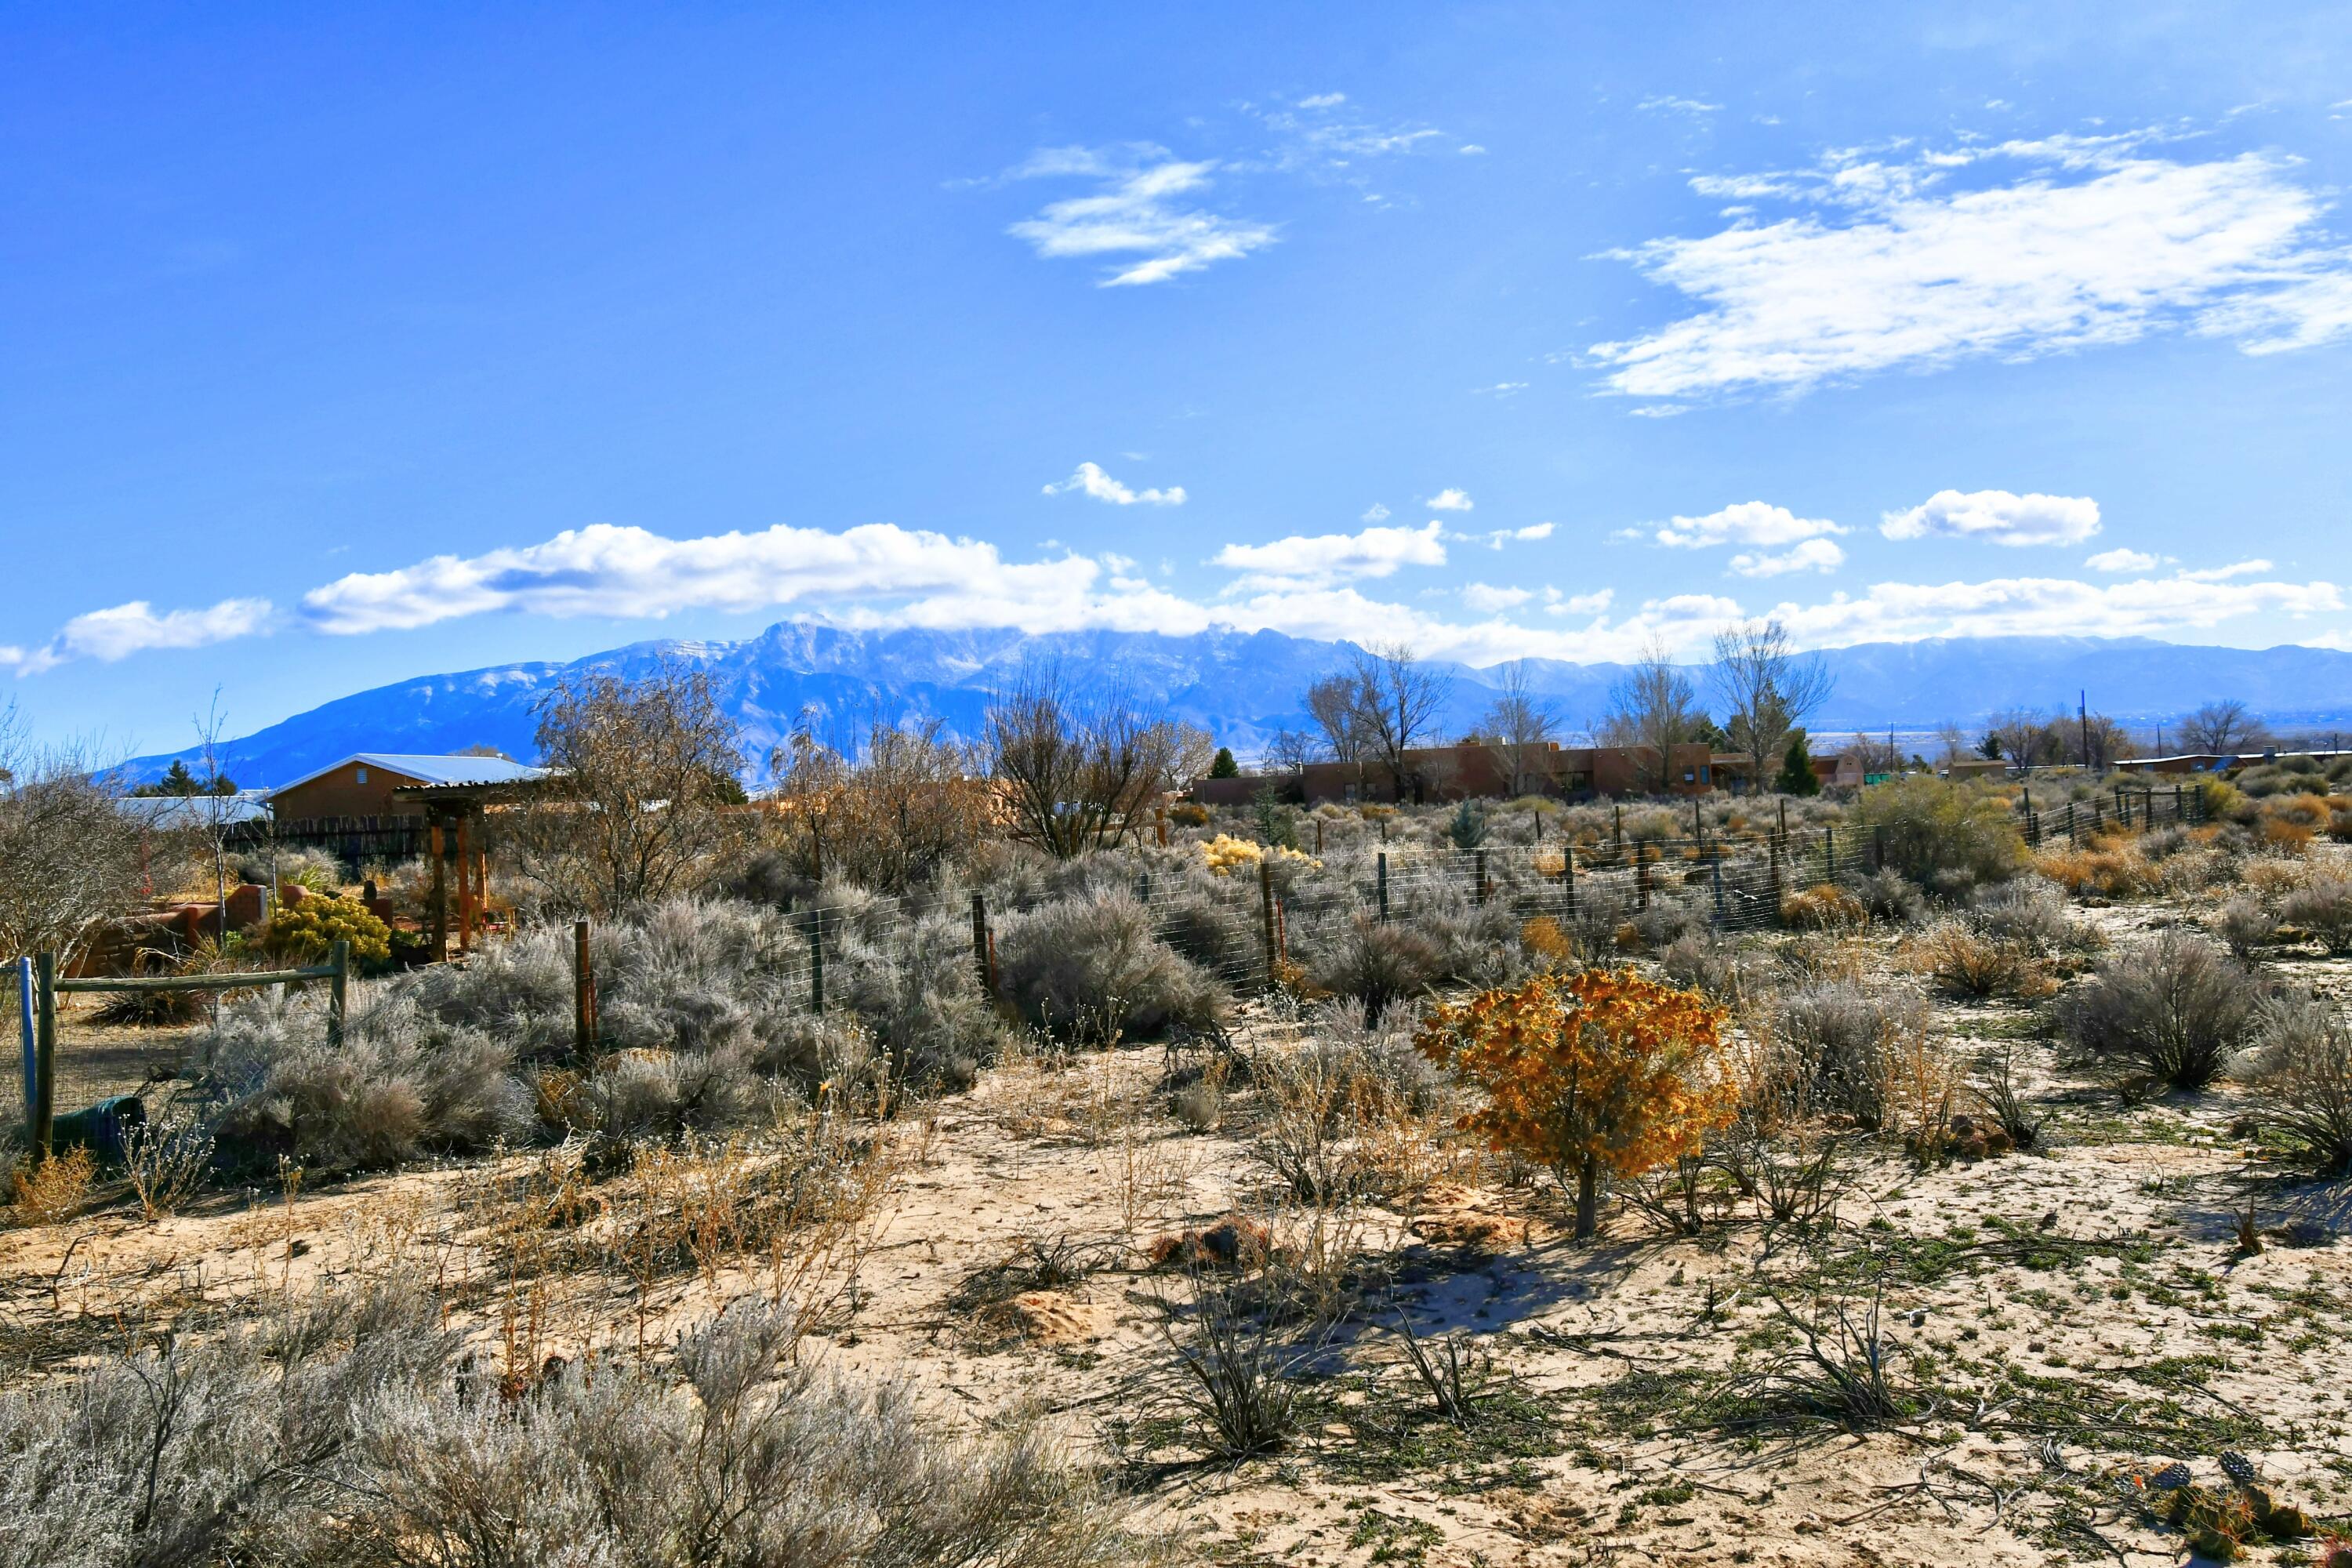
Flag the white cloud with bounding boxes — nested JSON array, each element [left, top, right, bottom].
[[2085, 547, 2161, 573], [1005, 147, 1275, 286], [1589, 134, 2352, 398], [1460, 144, 1487, 155], [1639, 96, 1724, 115], [1210, 521, 1446, 589], [2, 597, 273, 676], [1510, 522, 1555, 541], [1360, 502, 1392, 522], [2180, 557, 2273, 582], [1730, 538, 1847, 577], [1774, 570, 2341, 647], [1651, 499, 1844, 550], [1425, 488, 1475, 512], [1880, 488, 2099, 547], [1471, 381, 1530, 395], [1461, 583, 1533, 612], [1548, 588, 1615, 616], [1042, 460, 1186, 506], [1298, 92, 1347, 109]]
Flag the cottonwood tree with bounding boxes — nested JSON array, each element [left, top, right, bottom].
[[1304, 672, 1369, 794], [2179, 699, 2268, 756], [0, 701, 149, 967], [1479, 660, 1564, 797], [1597, 641, 1704, 792], [985, 666, 1210, 858], [1710, 619, 1832, 793], [1345, 642, 1452, 802], [515, 662, 752, 916]]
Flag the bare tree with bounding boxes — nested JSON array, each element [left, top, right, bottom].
[[1478, 660, 1563, 797], [2178, 699, 2268, 756], [1933, 720, 1969, 769], [1987, 706, 2066, 770], [768, 711, 993, 889], [1260, 726, 1318, 776], [513, 661, 752, 916], [1347, 642, 1452, 803], [1710, 619, 1832, 793], [985, 666, 1209, 858], [0, 701, 149, 968], [1597, 640, 1703, 792]]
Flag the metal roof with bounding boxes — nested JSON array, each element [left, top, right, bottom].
[[267, 752, 552, 798], [114, 793, 274, 829]]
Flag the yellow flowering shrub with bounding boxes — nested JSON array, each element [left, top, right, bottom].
[[1415, 967, 1736, 1238], [262, 893, 392, 964], [1200, 834, 1320, 877]]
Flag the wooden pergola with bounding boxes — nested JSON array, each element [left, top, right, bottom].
[[389, 778, 549, 957]]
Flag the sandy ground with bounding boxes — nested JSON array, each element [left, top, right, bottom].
[[5, 923, 2350, 1567]]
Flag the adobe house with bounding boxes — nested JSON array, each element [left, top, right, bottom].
[[267, 753, 552, 823]]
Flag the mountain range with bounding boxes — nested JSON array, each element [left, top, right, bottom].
[[124, 622, 2352, 788]]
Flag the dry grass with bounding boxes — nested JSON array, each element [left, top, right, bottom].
[[5, 1147, 94, 1226]]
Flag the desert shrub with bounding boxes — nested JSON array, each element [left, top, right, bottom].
[[234, 844, 345, 891], [2060, 929, 2261, 1091], [2242, 855, 2313, 907], [1247, 1009, 1439, 1204], [829, 902, 1003, 1094], [195, 989, 535, 1172], [1767, 981, 1929, 1132], [2281, 873, 2352, 955], [1848, 775, 2027, 897], [0, 1287, 1142, 1567], [1969, 879, 2092, 955], [1661, 931, 1747, 1004], [1416, 968, 1736, 1238], [1909, 918, 2043, 1000], [1419, 893, 1533, 989], [5, 1146, 94, 1226], [1847, 868, 1924, 925], [1624, 895, 1712, 953], [1969, 1040, 2047, 1153], [1306, 913, 1442, 1022], [2213, 894, 2274, 965], [1782, 884, 1867, 931], [1167, 800, 1211, 828], [2247, 992, 2352, 1176], [1154, 887, 1254, 977], [2035, 840, 2154, 898], [260, 892, 392, 964], [997, 891, 1226, 1044]]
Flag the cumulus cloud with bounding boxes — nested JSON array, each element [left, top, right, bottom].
[[1210, 521, 1446, 589], [1425, 488, 1475, 511], [1548, 588, 1616, 616], [1461, 583, 1533, 612], [1004, 147, 1275, 286], [1650, 499, 1845, 550], [2, 597, 273, 677], [1360, 502, 1392, 522], [1041, 461, 1186, 506], [2180, 557, 2274, 582], [1589, 134, 2352, 398], [1879, 488, 2100, 547], [2085, 547, 2161, 573], [1731, 538, 1847, 577]]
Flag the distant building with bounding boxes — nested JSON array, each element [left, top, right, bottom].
[[113, 793, 274, 831], [267, 753, 553, 822], [1190, 740, 1730, 806]]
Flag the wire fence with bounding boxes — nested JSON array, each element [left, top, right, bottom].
[[691, 782, 2206, 1010]]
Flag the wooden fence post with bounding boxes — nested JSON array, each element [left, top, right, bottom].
[[1636, 848, 1651, 910], [1693, 798, 1703, 841], [31, 953, 56, 1167], [455, 814, 475, 954], [1769, 834, 1783, 903], [1258, 857, 1277, 986], [1473, 848, 1488, 906], [13, 957, 32, 1124], [1377, 852, 1389, 924], [969, 893, 991, 995], [327, 939, 350, 1047], [1824, 825, 1836, 884], [1613, 803, 1624, 851], [1315, 816, 1324, 855], [1563, 844, 1577, 916], [809, 911, 826, 1014], [573, 918, 597, 1058], [2066, 803, 2078, 845], [429, 821, 448, 959]]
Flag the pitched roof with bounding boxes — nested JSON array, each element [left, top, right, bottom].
[[115, 793, 274, 829], [268, 753, 552, 799]]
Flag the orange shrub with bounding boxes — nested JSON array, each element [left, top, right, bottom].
[[1414, 968, 1737, 1238], [1519, 915, 1577, 968], [1781, 884, 1867, 931]]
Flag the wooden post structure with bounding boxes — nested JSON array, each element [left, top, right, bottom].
[[969, 893, 991, 995], [1315, 816, 1324, 855], [1613, 803, 1624, 852], [573, 918, 598, 1058], [327, 939, 350, 1047], [1258, 857, 1277, 986], [1777, 797, 1788, 841], [1376, 851, 1389, 924], [455, 813, 475, 954], [31, 953, 56, 1166], [429, 821, 448, 958], [1693, 798, 1704, 842]]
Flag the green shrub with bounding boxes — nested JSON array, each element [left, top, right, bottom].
[[2060, 929, 2260, 1091], [261, 894, 391, 964], [1848, 776, 2027, 898]]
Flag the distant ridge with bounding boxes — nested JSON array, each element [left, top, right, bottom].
[[123, 623, 2352, 787]]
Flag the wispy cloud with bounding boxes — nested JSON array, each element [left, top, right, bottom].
[[2, 597, 272, 677], [1880, 488, 2099, 546], [2085, 547, 2162, 573], [1004, 146, 1275, 286], [1639, 95, 1723, 116], [1042, 461, 1186, 506], [1647, 499, 1845, 550], [1425, 488, 1475, 512], [1776, 569, 2339, 646], [1730, 538, 1846, 577], [1461, 583, 1532, 612], [1590, 132, 2352, 398]]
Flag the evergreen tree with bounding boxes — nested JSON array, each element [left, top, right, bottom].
[[1447, 798, 1487, 849], [1209, 746, 1240, 778], [1775, 733, 1820, 797]]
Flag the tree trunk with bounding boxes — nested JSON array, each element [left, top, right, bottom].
[[1573, 1156, 1600, 1240]]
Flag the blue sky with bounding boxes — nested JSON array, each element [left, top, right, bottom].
[[6, 2, 2352, 757]]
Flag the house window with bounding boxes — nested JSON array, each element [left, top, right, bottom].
[[355, 768, 368, 782], [1683, 770, 1696, 783]]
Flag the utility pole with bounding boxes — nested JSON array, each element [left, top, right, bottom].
[[2079, 690, 2090, 771]]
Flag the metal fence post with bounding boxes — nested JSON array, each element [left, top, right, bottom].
[[809, 911, 826, 1014], [574, 917, 598, 1058], [327, 939, 350, 1047], [1563, 844, 1577, 916], [1710, 856, 1726, 924], [1377, 851, 1389, 924], [1473, 848, 1488, 906], [31, 953, 56, 1166]]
